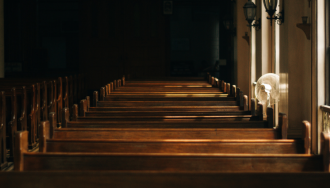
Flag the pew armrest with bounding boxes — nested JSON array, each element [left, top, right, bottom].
[[14, 131, 28, 171], [39, 121, 50, 153], [302, 121, 311, 154]]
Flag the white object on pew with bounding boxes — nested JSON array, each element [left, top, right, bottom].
[[255, 73, 279, 108]]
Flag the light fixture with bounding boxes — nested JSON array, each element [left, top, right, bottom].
[[243, 0, 261, 30], [263, 0, 284, 25]]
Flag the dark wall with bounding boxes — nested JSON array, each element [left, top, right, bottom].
[[79, 0, 169, 92], [170, 3, 220, 77], [4, 0, 80, 78], [169, 0, 235, 83], [4, 0, 235, 90]]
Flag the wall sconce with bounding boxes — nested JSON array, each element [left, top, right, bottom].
[[243, 0, 261, 30], [296, 16, 311, 40], [263, 0, 284, 26]]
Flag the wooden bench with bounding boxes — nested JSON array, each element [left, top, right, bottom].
[[39, 117, 309, 155], [15, 130, 325, 172], [0, 85, 39, 161], [46, 111, 284, 139], [0, 74, 85, 166], [105, 94, 233, 101], [68, 97, 260, 127], [0, 78, 61, 161], [9, 77, 328, 176]]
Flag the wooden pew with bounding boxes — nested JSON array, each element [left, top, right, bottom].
[[42, 138, 306, 155], [0, 74, 85, 126], [48, 111, 281, 140], [0, 78, 59, 160], [39, 118, 308, 155], [53, 128, 281, 140], [104, 94, 232, 101], [71, 96, 257, 125], [0, 74, 82, 164], [68, 106, 268, 128], [15, 130, 325, 172], [109, 79, 224, 94], [40, 115, 307, 156], [96, 101, 238, 107], [84, 111, 252, 117], [0, 85, 38, 160], [124, 83, 213, 87], [67, 120, 268, 128]]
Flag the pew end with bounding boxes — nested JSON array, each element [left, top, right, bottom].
[[39, 121, 50, 153], [236, 87, 240, 105], [226, 83, 230, 96], [232, 85, 236, 98], [223, 82, 226, 93], [110, 82, 114, 92], [239, 91, 244, 109], [107, 83, 111, 94], [113, 80, 117, 90], [215, 78, 219, 87], [122, 75, 126, 86], [49, 112, 57, 138], [14, 131, 28, 171], [86, 96, 90, 111], [105, 84, 110, 95], [93, 91, 99, 107], [79, 100, 87, 117], [243, 95, 248, 111], [279, 113, 288, 139], [302, 121, 311, 154], [117, 79, 121, 88], [72, 104, 78, 121], [62, 108, 70, 128], [100, 87, 105, 101]]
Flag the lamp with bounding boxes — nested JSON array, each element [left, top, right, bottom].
[[263, 0, 284, 25], [243, 0, 261, 30]]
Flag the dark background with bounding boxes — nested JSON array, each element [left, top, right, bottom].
[[4, 0, 236, 92]]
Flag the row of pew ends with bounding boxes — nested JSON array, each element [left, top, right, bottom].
[[0, 74, 85, 170]]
